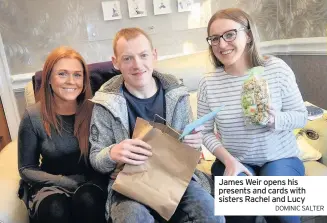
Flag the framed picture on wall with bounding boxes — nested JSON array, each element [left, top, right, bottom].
[[153, 0, 172, 15], [177, 0, 193, 12], [128, 0, 147, 18], [101, 1, 122, 20]]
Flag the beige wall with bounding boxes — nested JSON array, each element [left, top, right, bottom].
[[214, 0, 327, 41], [1, 0, 326, 76], [1, 0, 211, 76], [278, 55, 327, 109]]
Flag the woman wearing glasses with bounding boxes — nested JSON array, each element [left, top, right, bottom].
[[198, 8, 307, 223]]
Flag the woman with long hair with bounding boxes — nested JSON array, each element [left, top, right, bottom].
[[18, 46, 106, 223], [199, 8, 307, 223]]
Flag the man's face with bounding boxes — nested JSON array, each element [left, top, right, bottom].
[[112, 34, 157, 90]]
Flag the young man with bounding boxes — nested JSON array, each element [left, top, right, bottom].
[[89, 28, 224, 223]]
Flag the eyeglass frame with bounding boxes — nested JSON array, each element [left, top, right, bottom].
[[206, 27, 249, 46]]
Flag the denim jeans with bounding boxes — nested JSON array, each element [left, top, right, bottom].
[[211, 157, 305, 223], [110, 179, 225, 223]]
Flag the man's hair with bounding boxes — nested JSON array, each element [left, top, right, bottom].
[[113, 27, 153, 56]]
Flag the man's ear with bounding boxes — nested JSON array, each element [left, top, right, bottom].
[[112, 56, 119, 70]]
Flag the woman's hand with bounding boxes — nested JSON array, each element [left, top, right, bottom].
[[267, 105, 276, 128], [58, 174, 86, 191], [223, 158, 252, 176]]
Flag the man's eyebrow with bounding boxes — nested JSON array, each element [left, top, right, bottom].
[[120, 50, 150, 58], [121, 54, 132, 57], [139, 50, 149, 54]]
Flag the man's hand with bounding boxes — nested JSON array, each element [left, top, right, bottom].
[[110, 139, 152, 165], [182, 126, 204, 149]]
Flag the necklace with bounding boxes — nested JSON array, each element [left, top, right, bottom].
[[59, 115, 75, 134]]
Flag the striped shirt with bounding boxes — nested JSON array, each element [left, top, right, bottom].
[[197, 56, 308, 166]]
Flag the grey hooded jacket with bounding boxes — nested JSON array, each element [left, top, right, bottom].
[[89, 71, 213, 220]]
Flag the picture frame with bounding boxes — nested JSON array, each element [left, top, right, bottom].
[[127, 0, 147, 18], [101, 1, 122, 21], [153, 0, 172, 15], [177, 0, 193, 12]]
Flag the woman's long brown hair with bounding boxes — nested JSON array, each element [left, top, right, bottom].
[[207, 8, 265, 68], [39, 46, 93, 163]]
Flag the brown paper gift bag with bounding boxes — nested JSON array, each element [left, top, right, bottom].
[[112, 118, 201, 220]]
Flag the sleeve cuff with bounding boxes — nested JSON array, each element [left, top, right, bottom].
[[98, 145, 117, 168]]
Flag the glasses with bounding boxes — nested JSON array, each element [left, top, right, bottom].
[[206, 27, 248, 46]]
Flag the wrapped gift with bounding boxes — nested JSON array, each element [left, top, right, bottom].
[[112, 118, 201, 220], [241, 66, 270, 126]]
